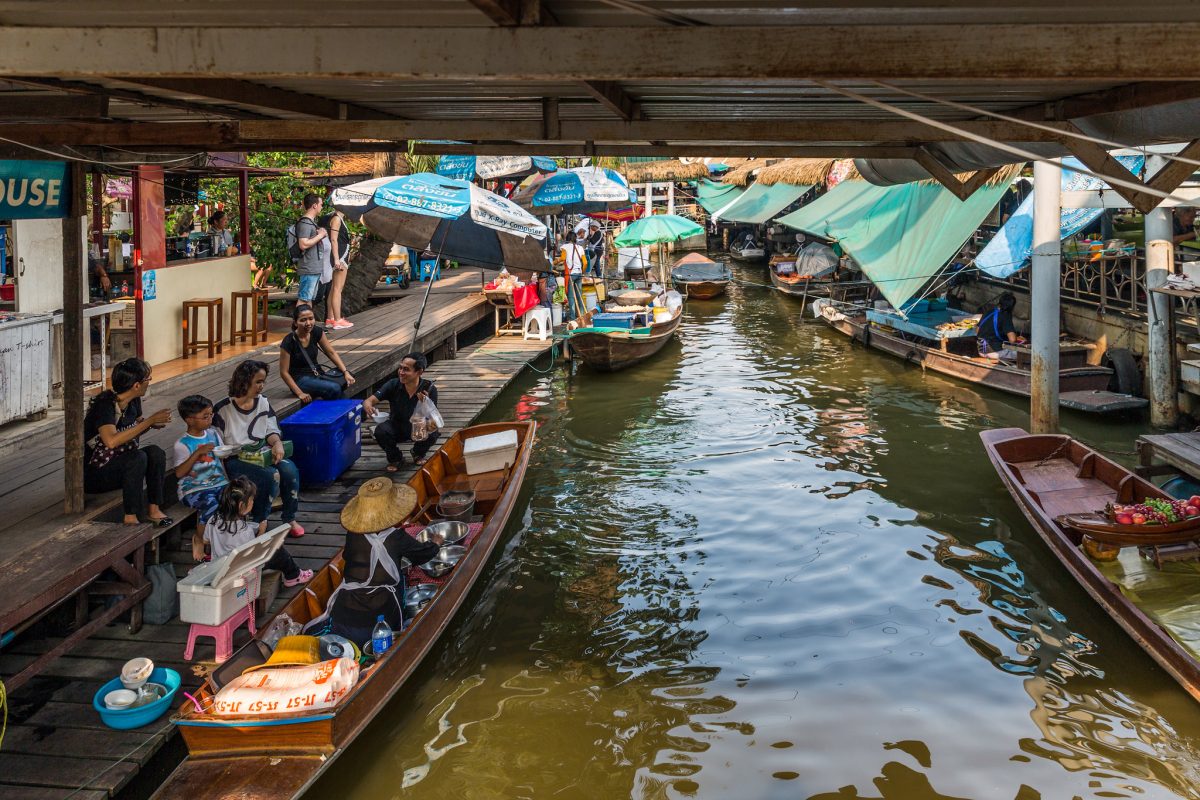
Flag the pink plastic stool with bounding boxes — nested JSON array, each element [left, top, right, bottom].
[[184, 604, 256, 662]]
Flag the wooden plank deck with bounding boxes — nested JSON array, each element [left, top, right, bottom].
[[0, 333, 554, 799], [1137, 431, 1200, 479]]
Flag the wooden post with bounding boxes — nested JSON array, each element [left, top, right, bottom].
[[1030, 159, 1061, 434], [90, 170, 103, 254], [63, 163, 87, 514], [1145, 196, 1177, 427], [238, 169, 250, 256]]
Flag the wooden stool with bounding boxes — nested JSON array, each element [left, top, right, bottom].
[[231, 288, 269, 345], [182, 297, 224, 358], [183, 604, 255, 663]]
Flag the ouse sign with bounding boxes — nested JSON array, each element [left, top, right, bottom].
[[0, 160, 69, 219]]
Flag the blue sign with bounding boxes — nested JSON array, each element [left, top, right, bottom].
[[0, 160, 69, 219], [141, 269, 157, 301]]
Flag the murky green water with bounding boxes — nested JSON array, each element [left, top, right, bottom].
[[315, 261, 1200, 799]]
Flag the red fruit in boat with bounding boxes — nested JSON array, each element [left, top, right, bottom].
[[1131, 514, 1147, 525], [1115, 513, 1135, 525], [1189, 496, 1200, 508], [1186, 506, 1200, 517]]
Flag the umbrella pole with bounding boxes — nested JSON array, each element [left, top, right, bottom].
[[408, 226, 453, 352]]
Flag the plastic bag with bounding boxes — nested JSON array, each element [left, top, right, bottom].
[[410, 395, 444, 441]]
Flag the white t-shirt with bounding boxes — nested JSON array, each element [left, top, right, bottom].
[[212, 395, 282, 447], [205, 517, 259, 559], [559, 243, 585, 276]]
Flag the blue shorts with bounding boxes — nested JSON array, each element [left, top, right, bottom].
[[298, 273, 321, 302], [181, 486, 225, 524]]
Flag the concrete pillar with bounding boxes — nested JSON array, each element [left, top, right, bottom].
[[1030, 159, 1061, 434], [644, 182, 652, 218], [1145, 204, 1177, 427]]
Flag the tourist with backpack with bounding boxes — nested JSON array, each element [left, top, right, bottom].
[[288, 193, 327, 303]]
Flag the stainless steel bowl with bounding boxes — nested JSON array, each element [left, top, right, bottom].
[[415, 520, 470, 547], [418, 545, 467, 578], [403, 583, 439, 616]]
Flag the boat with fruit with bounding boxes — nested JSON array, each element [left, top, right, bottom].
[[981, 427, 1200, 702], [154, 422, 536, 800], [1059, 496, 1200, 547]]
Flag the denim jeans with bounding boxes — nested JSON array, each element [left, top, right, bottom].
[[226, 457, 301, 524], [565, 274, 583, 321], [296, 373, 344, 400], [297, 273, 321, 302]]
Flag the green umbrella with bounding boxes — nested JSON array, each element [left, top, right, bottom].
[[613, 214, 704, 247]]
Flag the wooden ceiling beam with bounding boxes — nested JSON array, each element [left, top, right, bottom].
[[113, 79, 399, 121], [4, 77, 268, 120], [1145, 138, 1200, 195], [0, 94, 107, 119], [1010, 81, 1200, 122], [580, 81, 642, 121], [1064, 137, 1160, 214], [914, 148, 1000, 200], [3, 25, 1200, 81], [413, 142, 919, 158]]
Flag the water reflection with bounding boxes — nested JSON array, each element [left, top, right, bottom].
[[316, 258, 1200, 800]]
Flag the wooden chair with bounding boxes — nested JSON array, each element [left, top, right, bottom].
[[182, 297, 224, 358], [231, 288, 269, 345]]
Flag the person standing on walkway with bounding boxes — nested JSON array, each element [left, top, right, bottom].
[[214, 359, 306, 538], [279, 304, 356, 402], [83, 358, 174, 527], [294, 193, 327, 304], [362, 352, 440, 470], [585, 220, 606, 277], [558, 230, 586, 321], [319, 208, 354, 330]]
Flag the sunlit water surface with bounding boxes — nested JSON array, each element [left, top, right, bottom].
[[314, 260, 1200, 800]]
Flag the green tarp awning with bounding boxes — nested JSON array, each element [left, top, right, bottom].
[[696, 179, 744, 215], [714, 181, 813, 224], [776, 181, 1009, 310]]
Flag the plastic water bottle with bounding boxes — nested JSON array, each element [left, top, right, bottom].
[[371, 615, 393, 656]]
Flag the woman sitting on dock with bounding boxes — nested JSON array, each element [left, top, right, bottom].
[[362, 352, 440, 471], [977, 292, 1023, 362], [213, 359, 306, 538], [278, 304, 356, 402], [83, 357, 174, 527]]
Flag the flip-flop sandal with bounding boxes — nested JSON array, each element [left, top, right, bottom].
[[150, 516, 174, 528], [413, 455, 430, 466], [385, 463, 402, 473]]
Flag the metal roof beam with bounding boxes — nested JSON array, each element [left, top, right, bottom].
[[4, 77, 269, 120], [413, 142, 918, 158], [2, 25, 1199, 81], [580, 81, 642, 121], [913, 148, 1000, 201], [1011, 81, 1200, 122], [114, 79, 399, 120]]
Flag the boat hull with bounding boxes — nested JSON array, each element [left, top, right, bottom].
[[981, 428, 1200, 704], [569, 311, 682, 372], [156, 422, 537, 800], [768, 267, 830, 299], [674, 279, 728, 299]]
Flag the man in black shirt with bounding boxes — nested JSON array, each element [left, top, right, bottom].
[[977, 292, 1021, 361], [362, 352, 440, 470]]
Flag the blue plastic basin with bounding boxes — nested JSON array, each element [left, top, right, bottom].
[[92, 667, 181, 730]]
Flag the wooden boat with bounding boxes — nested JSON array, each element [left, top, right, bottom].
[[155, 422, 536, 800], [729, 237, 765, 261], [813, 298, 1147, 414], [981, 428, 1200, 702], [769, 261, 830, 299], [670, 252, 731, 299], [567, 305, 682, 371], [1058, 510, 1200, 547]]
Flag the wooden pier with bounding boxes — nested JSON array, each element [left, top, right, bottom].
[[0, 281, 554, 798]]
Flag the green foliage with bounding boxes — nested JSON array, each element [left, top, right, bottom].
[[201, 152, 334, 283]]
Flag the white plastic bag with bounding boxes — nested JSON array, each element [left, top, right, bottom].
[[410, 395, 444, 440]]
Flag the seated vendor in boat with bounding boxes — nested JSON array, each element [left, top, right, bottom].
[[977, 292, 1023, 362], [321, 477, 442, 646]]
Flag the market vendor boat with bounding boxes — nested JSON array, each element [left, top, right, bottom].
[[670, 252, 731, 299], [812, 296, 1147, 414], [567, 303, 683, 372], [156, 421, 536, 800], [981, 428, 1200, 703]]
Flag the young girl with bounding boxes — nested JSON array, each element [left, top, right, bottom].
[[205, 477, 313, 587]]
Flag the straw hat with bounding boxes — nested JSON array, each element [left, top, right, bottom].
[[341, 477, 417, 534], [242, 635, 321, 674]]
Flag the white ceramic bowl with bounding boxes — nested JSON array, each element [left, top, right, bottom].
[[104, 689, 138, 710], [212, 445, 239, 458], [371, 411, 389, 424]]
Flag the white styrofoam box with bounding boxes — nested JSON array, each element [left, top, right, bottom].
[[1187, 342, 1200, 356], [1183, 359, 1200, 386], [463, 429, 519, 475], [0, 314, 52, 426], [178, 525, 288, 625]]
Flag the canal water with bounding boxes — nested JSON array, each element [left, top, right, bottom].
[[318, 261, 1200, 800]]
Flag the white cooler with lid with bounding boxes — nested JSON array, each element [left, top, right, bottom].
[[463, 429, 519, 475], [178, 525, 289, 625]]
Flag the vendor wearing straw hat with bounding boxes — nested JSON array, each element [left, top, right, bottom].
[[323, 477, 442, 646]]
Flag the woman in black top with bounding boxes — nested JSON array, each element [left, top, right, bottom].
[[83, 358, 174, 525], [361, 352, 440, 470], [278, 304, 356, 402]]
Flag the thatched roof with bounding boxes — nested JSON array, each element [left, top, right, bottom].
[[721, 159, 772, 186], [623, 159, 711, 183]]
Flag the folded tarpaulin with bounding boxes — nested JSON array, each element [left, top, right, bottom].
[[714, 182, 813, 224], [779, 180, 1009, 311], [975, 154, 1145, 279], [696, 179, 745, 215]]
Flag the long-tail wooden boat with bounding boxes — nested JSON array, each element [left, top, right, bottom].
[[729, 237, 765, 261], [567, 305, 682, 371], [154, 421, 536, 800], [813, 298, 1147, 414], [981, 428, 1200, 703], [670, 252, 731, 299]]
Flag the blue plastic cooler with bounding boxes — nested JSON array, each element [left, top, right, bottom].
[[280, 400, 364, 486]]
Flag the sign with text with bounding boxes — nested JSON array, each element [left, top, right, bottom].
[[0, 160, 69, 219]]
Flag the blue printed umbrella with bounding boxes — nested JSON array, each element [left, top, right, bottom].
[[436, 155, 558, 182], [511, 166, 636, 214], [331, 173, 550, 271]]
